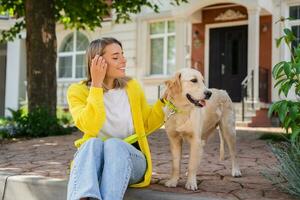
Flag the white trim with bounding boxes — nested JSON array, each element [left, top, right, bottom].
[[150, 33, 175, 38], [204, 20, 248, 86], [202, 4, 237, 10]]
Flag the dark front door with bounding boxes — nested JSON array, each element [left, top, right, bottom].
[[209, 25, 248, 102], [0, 43, 7, 117]]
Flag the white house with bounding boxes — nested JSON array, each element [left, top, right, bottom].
[[1, 0, 300, 126]]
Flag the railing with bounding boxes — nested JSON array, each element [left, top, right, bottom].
[[23, 80, 73, 109], [241, 70, 254, 121], [57, 81, 73, 108]]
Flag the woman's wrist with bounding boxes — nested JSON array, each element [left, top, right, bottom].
[[91, 82, 103, 88]]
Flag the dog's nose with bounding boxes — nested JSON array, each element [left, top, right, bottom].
[[204, 90, 212, 99]]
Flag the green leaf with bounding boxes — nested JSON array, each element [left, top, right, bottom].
[[278, 101, 288, 123], [284, 28, 297, 42], [268, 101, 283, 117], [275, 67, 285, 79], [295, 62, 300, 74], [289, 104, 299, 120], [296, 84, 300, 95], [283, 62, 292, 77], [272, 61, 285, 78], [284, 28, 293, 36], [293, 47, 300, 58], [282, 80, 295, 97], [274, 78, 287, 88], [276, 36, 284, 47], [291, 126, 300, 142]]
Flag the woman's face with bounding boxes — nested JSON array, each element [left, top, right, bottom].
[[101, 43, 127, 79]]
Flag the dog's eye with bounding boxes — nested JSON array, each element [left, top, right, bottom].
[[190, 78, 198, 83]]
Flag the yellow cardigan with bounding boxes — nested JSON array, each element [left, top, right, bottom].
[[67, 79, 165, 187]]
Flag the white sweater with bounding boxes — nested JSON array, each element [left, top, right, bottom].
[[98, 88, 134, 139]]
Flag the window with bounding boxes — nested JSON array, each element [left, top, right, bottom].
[[58, 32, 89, 79], [149, 20, 176, 75], [289, 6, 300, 50]]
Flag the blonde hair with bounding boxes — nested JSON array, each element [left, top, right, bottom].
[[83, 37, 131, 90]]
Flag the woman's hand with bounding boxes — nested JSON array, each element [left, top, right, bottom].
[[91, 55, 107, 88]]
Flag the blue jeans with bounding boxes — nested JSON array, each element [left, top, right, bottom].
[[67, 138, 147, 200]]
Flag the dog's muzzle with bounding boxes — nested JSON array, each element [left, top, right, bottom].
[[186, 94, 206, 107]]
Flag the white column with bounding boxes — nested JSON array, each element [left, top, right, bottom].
[[272, 0, 285, 102], [175, 17, 189, 69], [247, 7, 261, 102], [5, 39, 24, 116]]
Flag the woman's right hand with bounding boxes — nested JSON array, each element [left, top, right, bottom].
[[91, 55, 107, 88]]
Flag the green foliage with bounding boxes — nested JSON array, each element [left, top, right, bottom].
[[0, 107, 74, 139], [56, 107, 73, 126], [259, 133, 290, 142], [263, 141, 300, 197], [0, 0, 188, 42], [269, 18, 300, 142], [265, 17, 300, 198]]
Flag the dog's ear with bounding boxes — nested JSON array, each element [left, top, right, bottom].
[[164, 72, 182, 98], [175, 72, 181, 85], [167, 72, 182, 96], [174, 72, 182, 92]]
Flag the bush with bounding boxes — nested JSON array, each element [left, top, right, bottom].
[[0, 107, 74, 139], [266, 17, 300, 198], [268, 19, 300, 142], [264, 141, 300, 196]]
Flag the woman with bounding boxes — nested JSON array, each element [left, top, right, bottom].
[[67, 37, 165, 200]]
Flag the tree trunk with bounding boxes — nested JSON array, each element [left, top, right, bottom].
[[25, 0, 57, 117]]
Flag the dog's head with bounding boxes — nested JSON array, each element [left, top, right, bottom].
[[164, 68, 212, 107]]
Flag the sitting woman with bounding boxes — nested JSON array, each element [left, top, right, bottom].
[[67, 37, 165, 200]]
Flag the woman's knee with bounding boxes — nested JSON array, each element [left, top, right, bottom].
[[82, 138, 104, 151], [104, 138, 124, 149], [104, 138, 129, 158]]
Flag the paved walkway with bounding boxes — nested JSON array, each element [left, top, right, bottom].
[[0, 128, 297, 200]]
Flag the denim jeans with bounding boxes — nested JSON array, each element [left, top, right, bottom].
[[67, 138, 147, 200]]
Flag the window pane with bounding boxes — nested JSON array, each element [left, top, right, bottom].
[[60, 34, 74, 52], [150, 22, 165, 34], [168, 21, 175, 33], [167, 36, 176, 75], [76, 32, 89, 51], [150, 38, 164, 74], [290, 6, 300, 19], [58, 56, 72, 78], [76, 54, 86, 78]]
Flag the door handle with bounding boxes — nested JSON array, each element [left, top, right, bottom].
[[221, 64, 225, 75]]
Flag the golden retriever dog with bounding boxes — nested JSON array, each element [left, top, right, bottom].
[[163, 68, 241, 191]]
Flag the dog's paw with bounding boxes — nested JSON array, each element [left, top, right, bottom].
[[232, 168, 242, 177], [185, 178, 198, 191], [165, 178, 178, 187]]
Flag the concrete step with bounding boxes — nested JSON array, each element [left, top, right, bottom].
[[0, 172, 223, 200], [236, 121, 251, 127]]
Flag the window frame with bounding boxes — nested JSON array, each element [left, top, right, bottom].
[[57, 31, 88, 81], [149, 20, 176, 76]]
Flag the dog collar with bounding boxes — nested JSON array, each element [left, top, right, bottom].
[[163, 99, 179, 113]]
